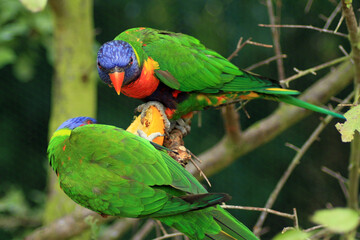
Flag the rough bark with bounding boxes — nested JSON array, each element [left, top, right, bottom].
[[44, 0, 96, 239]]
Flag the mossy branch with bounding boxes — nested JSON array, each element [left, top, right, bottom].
[[341, 2, 360, 240], [44, 0, 97, 240]]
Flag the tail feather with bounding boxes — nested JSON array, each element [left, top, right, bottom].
[[207, 206, 258, 240], [277, 95, 345, 119], [158, 206, 258, 240]]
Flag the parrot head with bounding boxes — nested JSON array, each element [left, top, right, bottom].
[[97, 40, 141, 95], [56, 117, 97, 130]]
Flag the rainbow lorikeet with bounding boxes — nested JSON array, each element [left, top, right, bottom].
[[48, 117, 259, 240], [97, 27, 344, 121]]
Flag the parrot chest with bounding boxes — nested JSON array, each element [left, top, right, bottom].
[[121, 57, 160, 99]]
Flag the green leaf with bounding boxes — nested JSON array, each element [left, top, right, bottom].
[[0, 0, 22, 25], [273, 229, 311, 240], [0, 21, 28, 42], [20, 0, 47, 13], [13, 54, 35, 82], [312, 208, 359, 233], [335, 105, 360, 142], [0, 47, 16, 68]]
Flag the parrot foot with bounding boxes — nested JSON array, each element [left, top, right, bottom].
[[136, 101, 171, 131], [137, 129, 164, 142], [170, 118, 191, 136]]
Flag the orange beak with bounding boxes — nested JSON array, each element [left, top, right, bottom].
[[109, 71, 125, 95]]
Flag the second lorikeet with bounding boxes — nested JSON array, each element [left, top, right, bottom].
[[48, 117, 259, 240], [97, 27, 344, 121]]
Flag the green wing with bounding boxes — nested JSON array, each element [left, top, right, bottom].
[[48, 123, 259, 240], [49, 124, 211, 218], [116, 27, 285, 94]]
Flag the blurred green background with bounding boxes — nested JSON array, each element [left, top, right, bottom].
[[0, 0, 352, 239]]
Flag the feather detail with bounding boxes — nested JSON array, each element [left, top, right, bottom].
[[121, 57, 160, 99]]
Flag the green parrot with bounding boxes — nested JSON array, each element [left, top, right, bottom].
[[97, 27, 344, 121], [48, 117, 259, 240]]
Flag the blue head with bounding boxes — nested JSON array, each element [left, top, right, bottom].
[[97, 40, 141, 95], [56, 117, 97, 131]]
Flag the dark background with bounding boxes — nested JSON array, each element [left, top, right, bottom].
[[0, 0, 352, 239]]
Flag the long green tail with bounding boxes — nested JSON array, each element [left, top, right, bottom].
[[277, 95, 345, 119], [158, 206, 258, 240], [207, 206, 258, 240]]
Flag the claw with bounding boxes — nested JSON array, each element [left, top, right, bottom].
[[170, 118, 192, 136], [136, 101, 171, 132], [137, 129, 164, 141]]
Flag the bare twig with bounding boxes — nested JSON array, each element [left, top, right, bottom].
[[324, 2, 342, 29], [259, 23, 348, 37], [189, 156, 212, 187], [221, 204, 294, 220], [227, 37, 273, 61], [334, 15, 344, 33], [246, 54, 287, 71], [99, 219, 138, 240], [131, 219, 154, 240], [304, 225, 323, 232], [285, 142, 301, 152], [227, 37, 246, 61], [155, 220, 168, 235], [280, 55, 349, 86], [293, 208, 299, 229], [305, 0, 314, 13], [338, 103, 356, 107], [321, 166, 349, 199], [266, 0, 286, 80], [339, 45, 350, 57], [234, 100, 250, 117], [246, 40, 273, 48], [253, 92, 353, 236], [308, 228, 332, 239], [153, 232, 184, 240]]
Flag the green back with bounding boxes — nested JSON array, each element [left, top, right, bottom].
[[115, 27, 282, 93], [48, 125, 208, 218]]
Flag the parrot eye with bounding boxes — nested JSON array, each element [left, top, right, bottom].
[[97, 62, 105, 70], [128, 57, 133, 66]]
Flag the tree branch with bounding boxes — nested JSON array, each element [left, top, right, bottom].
[[253, 91, 353, 236], [266, 0, 286, 80], [259, 24, 348, 37], [25, 209, 113, 240], [281, 55, 349, 86], [221, 204, 294, 220], [341, 2, 360, 239]]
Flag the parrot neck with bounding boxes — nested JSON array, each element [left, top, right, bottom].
[[50, 129, 71, 141], [121, 58, 160, 99]]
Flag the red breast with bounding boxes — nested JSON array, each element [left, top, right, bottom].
[[121, 58, 160, 99]]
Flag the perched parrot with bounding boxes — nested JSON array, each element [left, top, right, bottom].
[[97, 27, 344, 121], [48, 117, 259, 240]]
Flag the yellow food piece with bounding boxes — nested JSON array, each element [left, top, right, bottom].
[[126, 106, 165, 145]]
